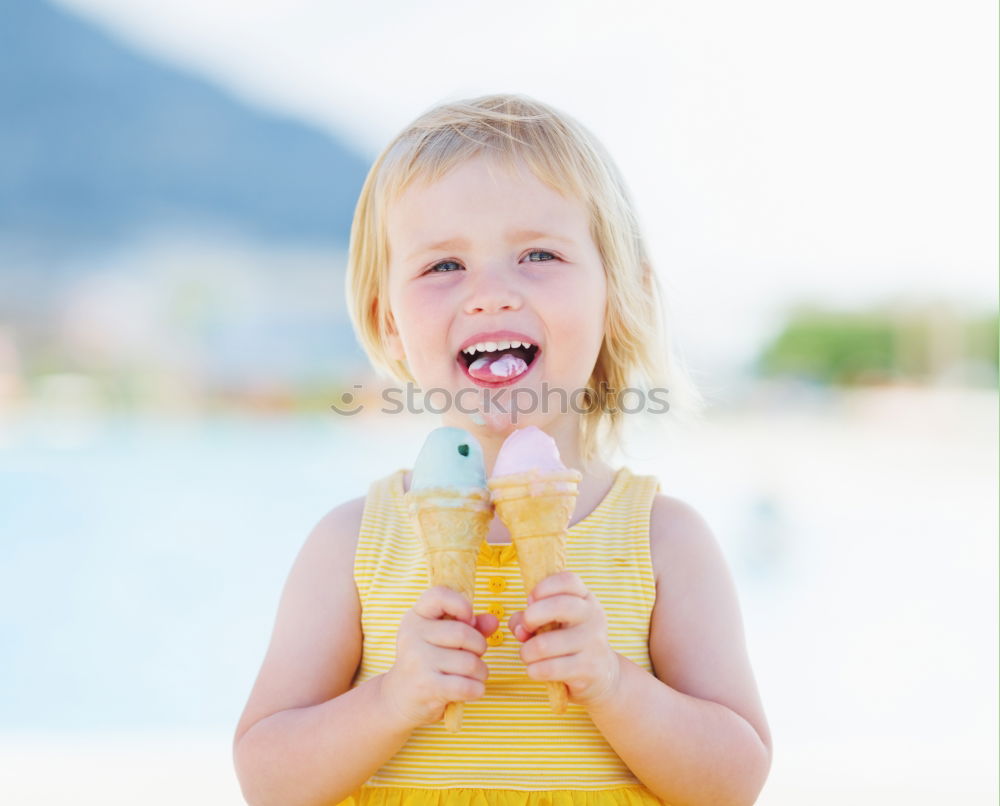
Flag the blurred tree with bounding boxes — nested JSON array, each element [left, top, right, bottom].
[[754, 303, 998, 386]]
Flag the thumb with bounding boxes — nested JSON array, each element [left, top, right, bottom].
[[473, 613, 499, 637], [507, 611, 533, 643]]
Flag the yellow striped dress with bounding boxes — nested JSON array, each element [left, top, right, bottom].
[[345, 465, 664, 806]]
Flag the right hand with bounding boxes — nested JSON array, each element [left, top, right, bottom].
[[381, 586, 499, 728]]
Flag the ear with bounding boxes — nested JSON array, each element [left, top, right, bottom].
[[384, 310, 406, 363]]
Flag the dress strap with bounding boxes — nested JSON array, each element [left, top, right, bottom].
[[354, 468, 408, 604]]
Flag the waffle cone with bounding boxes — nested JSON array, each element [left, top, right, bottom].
[[406, 487, 491, 600], [405, 486, 491, 732], [487, 468, 582, 713]]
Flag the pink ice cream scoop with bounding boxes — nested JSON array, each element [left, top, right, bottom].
[[492, 425, 567, 477]]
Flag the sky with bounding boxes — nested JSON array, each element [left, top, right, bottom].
[[53, 0, 999, 374]]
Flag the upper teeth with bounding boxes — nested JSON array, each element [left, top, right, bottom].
[[461, 339, 534, 355]]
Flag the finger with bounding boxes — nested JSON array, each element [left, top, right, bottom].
[[520, 623, 583, 664], [431, 646, 490, 683], [413, 586, 474, 624], [473, 612, 499, 637], [527, 571, 589, 604], [422, 618, 489, 654], [524, 653, 579, 684], [437, 670, 487, 703], [521, 593, 591, 633]]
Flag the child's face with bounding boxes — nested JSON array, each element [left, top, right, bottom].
[[384, 154, 607, 434]]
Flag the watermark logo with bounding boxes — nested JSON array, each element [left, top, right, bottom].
[[330, 385, 365, 416], [330, 382, 670, 422]]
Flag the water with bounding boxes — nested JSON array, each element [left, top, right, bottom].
[[0, 411, 426, 733], [0, 388, 996, 802]]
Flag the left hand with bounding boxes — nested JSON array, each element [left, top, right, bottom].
[[508, 571, 621, 707]]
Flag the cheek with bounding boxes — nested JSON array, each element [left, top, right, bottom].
[[553, 272, 606, 342], [387, 282, 454, 371], [394, 285, 449, 338]]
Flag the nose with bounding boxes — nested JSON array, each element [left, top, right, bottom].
[[463, 264, 523, 315]]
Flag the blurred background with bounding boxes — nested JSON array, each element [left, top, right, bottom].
[[0, 0, 996, 803]]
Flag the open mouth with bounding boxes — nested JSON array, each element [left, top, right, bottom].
[[457, 339, 540, 387]]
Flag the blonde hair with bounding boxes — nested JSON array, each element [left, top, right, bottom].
[[346, 93, 705, 465]]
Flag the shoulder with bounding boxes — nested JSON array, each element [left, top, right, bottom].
[[305, 466, 407, 558], [284, 493, 369, 609], [308, 494, 368, 557], [646, 492, 743, 627], [648, 492, 725, 583], [287, 493, 368, 577], [276, 492, 371, 608]]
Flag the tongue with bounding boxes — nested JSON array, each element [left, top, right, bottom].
[[468, 351, 529, 382]]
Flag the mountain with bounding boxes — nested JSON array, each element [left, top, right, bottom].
[[0, 0, 372, 259]]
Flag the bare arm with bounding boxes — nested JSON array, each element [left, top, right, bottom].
[[512, 494, 772, 806], [232, 497, 498, 806], [586, 494, 772, 805], [231, 497, 413, 806]]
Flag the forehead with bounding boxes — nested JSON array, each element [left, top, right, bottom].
[[385, 155, 590, 250]]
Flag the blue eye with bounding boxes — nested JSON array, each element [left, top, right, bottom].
[[525, 251, 556, 262], [427, 260, 461, 273]]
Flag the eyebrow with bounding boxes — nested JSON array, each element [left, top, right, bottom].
[[405, 229, 574, 261]]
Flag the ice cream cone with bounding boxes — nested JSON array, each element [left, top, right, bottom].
[[488, 468, 582, 713], [405, 486, 492, 732]]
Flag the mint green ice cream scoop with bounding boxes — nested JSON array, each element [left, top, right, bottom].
[[411, 427, 487, 491]]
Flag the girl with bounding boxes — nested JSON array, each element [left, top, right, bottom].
[[233, 94, 772, 806]]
